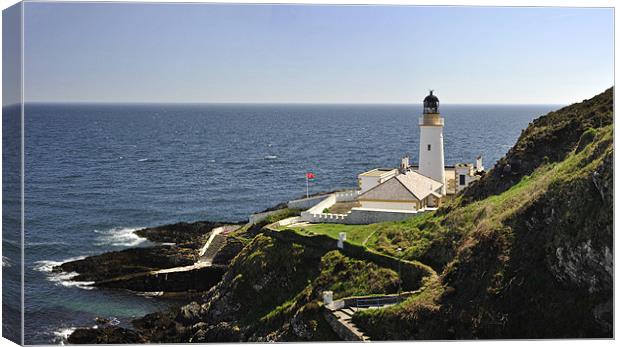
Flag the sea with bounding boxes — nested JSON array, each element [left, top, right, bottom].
[[2, 103, 560, 344]]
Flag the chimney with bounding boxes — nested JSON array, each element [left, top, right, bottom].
[[400, 156, 410, 173], [476, 155, 484, 172]]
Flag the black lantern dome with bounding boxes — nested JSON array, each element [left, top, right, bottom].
[[423, 90, 439, 114]]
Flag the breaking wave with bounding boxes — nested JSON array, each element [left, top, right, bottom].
[[34, 257, 95, 290], [52, 327, 76, 345], [93, 227, 147, 247], [3, 256, 11, 268]]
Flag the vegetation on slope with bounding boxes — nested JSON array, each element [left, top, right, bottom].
[[287, 209, 462, 272], [461, 86, 613, 204], [133, 228, 417, 342], [352, 88, 614, 339], [249, 250, 401, 341]]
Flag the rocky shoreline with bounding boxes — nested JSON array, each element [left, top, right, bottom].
[[53, 219, 251, 343], [54, 221, 242, 289]]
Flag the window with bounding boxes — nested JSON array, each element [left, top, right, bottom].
[[427, 144, 431, 151], [459, 174, 466, 185]]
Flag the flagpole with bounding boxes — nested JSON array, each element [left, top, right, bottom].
[[306, 175, 309, 198]]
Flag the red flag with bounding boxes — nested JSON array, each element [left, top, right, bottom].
[[306, 172, 315, 179]]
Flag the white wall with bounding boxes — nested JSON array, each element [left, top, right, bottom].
[[418, 123, 446, 195], [287, 194, 330, 210], [359, 176, 380, 194], [306, 194, 337, 214], [335, 190, 358, 202], [345, 208, 423, 224], [359, 200, 418, 212], [455, 166, 478, 193], [358, 171, 397, 194], [297, 190, 428, 225]]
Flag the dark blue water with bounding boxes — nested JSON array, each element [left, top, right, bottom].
[[14, 103, 560, 344]]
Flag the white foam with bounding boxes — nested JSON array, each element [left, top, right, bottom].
[[34, 257, 95, 290], [2, 256, 11, 268], [53, 327, 76, 345], [93, 227, 147, 247], [137, 158, 149, 162], [55, 272, 95, 290], [136, 291, 164, 298], [33, 256, 87, 273], [264, 155, 278, 160]]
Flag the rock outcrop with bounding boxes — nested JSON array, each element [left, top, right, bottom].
[[54, 220, 237, 288]]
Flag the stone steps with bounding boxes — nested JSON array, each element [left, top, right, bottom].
[[199, 234, 227, 265], [332, 308, 370, 341]]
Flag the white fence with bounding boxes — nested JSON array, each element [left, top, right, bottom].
[[300, 190, 356, 224]]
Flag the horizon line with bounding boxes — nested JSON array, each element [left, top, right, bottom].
[[7, 101, 567, 107]]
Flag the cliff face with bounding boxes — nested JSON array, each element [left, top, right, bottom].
[[355, 88, 613, 339], [461, 87, 613, 204], [441, 128, 612, 338]]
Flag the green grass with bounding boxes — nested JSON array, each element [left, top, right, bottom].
[[284, 212, 454, 270], [263, 208, 302, 224], [290, 223, 376, 245], [257, 250, 402, 330], [229, 208, 302, 245]]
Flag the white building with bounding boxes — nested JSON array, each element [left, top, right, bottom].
[[358, 170, 443, 211], [358, 168, 399, 194], [357, 91, 484, 212]]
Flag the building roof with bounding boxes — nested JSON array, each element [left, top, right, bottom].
[[359, 168, 398, 177], [358, 170, 443, 201], [395, 171, 444, 199]]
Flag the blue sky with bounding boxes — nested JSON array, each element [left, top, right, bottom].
[[21, 3, 613, 104]]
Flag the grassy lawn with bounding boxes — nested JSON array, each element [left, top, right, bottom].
[[290, 223, 377, 246], [288, 212, 435, 248]]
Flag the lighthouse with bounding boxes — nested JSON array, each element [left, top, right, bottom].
[[418, 90, 446, 195]]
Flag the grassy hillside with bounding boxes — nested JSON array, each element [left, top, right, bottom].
[[288, 213, 458, 272], [461, 87, 613, 204], [133, 227, 428, 342], [352, 88, 613, 339]]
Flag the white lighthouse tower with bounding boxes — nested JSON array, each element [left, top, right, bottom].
[[418, 90, 446, 195]]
